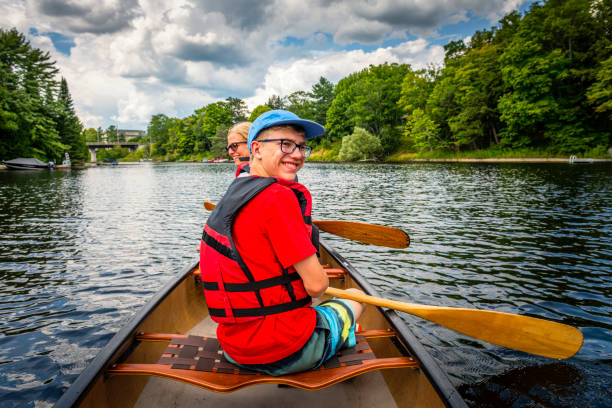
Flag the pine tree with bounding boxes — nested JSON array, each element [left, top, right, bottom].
[[56, 77, 85, 161], [0, 28, 87, 161]]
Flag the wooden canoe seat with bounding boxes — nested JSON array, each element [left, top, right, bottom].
[[107, 330, 417, 393], [191, 265, 346, 280]]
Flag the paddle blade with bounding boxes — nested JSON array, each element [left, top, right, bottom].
[[325, 287, 583, 359], [314, 220, 410, 249], [205, 201, 410, 249], [415, 306, 583, 359]]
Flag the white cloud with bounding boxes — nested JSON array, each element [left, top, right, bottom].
[[246, 39, 445, 109], [0, 0, 533, 129]]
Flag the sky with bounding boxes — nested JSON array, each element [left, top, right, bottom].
[[1, 0, 535, 131]]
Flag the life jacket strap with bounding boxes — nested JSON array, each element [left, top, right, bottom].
[[202, 231, 232, 259], [208, 296, 311, 318], [203, 272, 301, 292]]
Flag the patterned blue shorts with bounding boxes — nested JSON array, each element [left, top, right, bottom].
[[224, 299, 357, 376]]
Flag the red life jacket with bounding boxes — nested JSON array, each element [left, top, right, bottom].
[[234, 162, 250, 178], [200, 176, 314, 324]]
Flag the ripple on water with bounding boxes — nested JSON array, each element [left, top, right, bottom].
[[0, 162, 611, 407]]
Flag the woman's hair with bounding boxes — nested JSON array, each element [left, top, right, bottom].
[[228, 122, 251, 141]]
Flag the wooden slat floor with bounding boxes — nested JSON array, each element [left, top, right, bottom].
[[133, 316, 398, 408]]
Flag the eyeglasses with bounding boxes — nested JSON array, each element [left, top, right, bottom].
[[225, 141, 247, 153], [256, 139, 312, 158]]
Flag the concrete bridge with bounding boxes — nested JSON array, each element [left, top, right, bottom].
[[86, 142, 142, 162]]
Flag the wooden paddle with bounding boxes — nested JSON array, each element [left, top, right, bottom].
[[325, 287, 583, 359], [203, 201, 410, 248]]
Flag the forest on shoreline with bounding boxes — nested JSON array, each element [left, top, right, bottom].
[[0, 29, 86, 163], [141, 0, 612, 162], [2, 0, 610, 164]]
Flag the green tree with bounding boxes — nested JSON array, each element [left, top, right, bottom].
[[106, 125, 118, 143], [158, 117, 181, 156], [351, 63, 409, 138], [447, 44, 504, 149], [327, 63, 408, 153], [248, 105, 272, 121], [286, 91, 313, 119], [56, 77, 85, 160], [266, 95, 287, 110], [338, 127, 382, 161], [444, 40, 467, 61], [498, 0, 610, 153], [398, 68, 436, 116], [326, 73, 360, 141], [211, 124, 230, 158], [225, 97, 248, 123], [83, 128, 98, 142], [310, 77, 334, 125], [0, 28, 66, 161], [403, 108, 445, 152], [587, 50, 612, 118], [425, 71, 458, 149], [148, 114, 171, 155], [97, 146, 129, 161], [175, 115, 197, 154], [197, 102, 233, 151]]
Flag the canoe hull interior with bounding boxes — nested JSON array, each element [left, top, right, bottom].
[[57, 242, 464, 408]]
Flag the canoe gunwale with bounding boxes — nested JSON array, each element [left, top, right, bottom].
[[321, 241, 467, 408], [56, 241, 467, 408], [53, 261, 199, 408]]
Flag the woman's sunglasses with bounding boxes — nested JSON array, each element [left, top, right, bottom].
[[225, 141, 247, 153]]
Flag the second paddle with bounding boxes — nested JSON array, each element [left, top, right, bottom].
[[203, 201, 409, 248]]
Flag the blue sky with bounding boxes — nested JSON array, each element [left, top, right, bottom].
[[1, 0, 536, 130]]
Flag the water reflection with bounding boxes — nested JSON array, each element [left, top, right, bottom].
[[459, 363, 586, 407], [302, 162, 611, 406], [0, 162, 610, 407]]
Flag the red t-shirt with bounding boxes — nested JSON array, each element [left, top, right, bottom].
[[216, 182, 317, 364]]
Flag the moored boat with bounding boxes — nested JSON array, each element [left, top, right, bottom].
[[2, 157, 54, 170], [54, 241, 467, 408]]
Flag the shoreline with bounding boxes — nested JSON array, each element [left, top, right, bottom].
[[386, 157, 612, 163], [310, 157, 612, 164], [2, 158, 611, 171]]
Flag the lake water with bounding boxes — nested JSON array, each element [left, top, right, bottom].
[[0, 162, 610, 407]]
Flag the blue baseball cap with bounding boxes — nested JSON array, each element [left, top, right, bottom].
[[247, 110, 325, 153]]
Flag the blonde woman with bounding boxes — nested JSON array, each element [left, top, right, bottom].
[[226, 122, 251, 176]]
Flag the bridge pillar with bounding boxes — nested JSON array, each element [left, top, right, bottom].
[[89, 147, 97, 162]]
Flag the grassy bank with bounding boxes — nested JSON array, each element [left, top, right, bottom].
[[114, 143, 610, 163], [309, 143, 611, 163], [308, 141, 342, 162], [386, 147, 562, 162]]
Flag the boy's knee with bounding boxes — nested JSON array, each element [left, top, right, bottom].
[[343, 289, 366, 319]]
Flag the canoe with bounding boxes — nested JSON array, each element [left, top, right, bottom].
[[54, 241, 467, 408], [2, 157, 54, 170]]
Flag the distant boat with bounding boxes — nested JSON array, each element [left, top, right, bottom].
[[2, 158, 54, 170], [215, 158, 229, 163]]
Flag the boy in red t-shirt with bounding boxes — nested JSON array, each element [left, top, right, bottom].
[[200, 110, 365, 375]]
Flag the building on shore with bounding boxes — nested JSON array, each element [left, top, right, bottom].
[[118, 129, 146, 141]]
